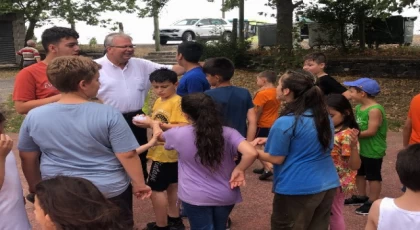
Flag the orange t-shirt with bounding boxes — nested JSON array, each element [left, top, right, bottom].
[[408, 94, 420, 144], [13, 62, 59, 102], [253, 88, 281, 128]]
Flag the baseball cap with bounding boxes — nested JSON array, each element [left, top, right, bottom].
[[343, 78, 380, 96]]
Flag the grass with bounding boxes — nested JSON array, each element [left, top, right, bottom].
[[1, 95, 25, 133], [0, 70, 18, 79]]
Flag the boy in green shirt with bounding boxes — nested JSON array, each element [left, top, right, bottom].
[[343, 78, 387, 215]]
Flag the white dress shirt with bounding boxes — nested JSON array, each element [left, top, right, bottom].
[[95, 55, 172, 113]]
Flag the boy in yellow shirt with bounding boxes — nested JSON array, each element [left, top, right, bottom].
[[133, 68, 188, 230]]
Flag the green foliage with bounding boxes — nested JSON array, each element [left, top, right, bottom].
[[199, 39, 252, 68], [89, 37, 98, 46], [1, 95, 24, 133], [137, 0, 169, 17]]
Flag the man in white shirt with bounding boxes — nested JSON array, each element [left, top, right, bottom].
[[96, 33, 184, 180]]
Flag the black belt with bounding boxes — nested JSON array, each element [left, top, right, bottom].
[[122, 109, 144, 119]]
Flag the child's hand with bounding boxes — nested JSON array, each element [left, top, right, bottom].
[[149, 130, 162, 146], [0, 134, 12, 160], [132, 115, 152, 128], [250, 138, 267, 146], [132, 184, 152, 200], [349, 129, 359, 148], [229, 168, 246, 189]]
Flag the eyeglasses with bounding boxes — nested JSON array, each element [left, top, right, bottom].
[[109, 45, 136, 49]]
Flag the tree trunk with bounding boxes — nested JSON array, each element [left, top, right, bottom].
[[25, 19, 37, 43], [339, 23, 347, 52], [222, 0, 225, 19], [153, 6, 160, 51], [276, 0, 294, 50], [238, 0, 245, 44]]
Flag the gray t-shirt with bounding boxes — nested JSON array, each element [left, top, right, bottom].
[[18, 102, 139, 198]]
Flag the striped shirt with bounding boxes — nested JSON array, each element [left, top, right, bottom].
[[16, 47, 40, 61]]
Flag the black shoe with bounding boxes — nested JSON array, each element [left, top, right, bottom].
[[355, 201, 372, 216], [344, 195, 369, 206], [253, 168, 265, 174], [26, 193, 35, 203], [259, 171, 273, 180], [168, 218, 185, 230], [144, 223, 170, 230]]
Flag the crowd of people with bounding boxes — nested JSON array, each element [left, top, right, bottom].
[[0, 25, 419, 230]]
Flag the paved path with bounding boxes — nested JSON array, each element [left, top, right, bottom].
[[8, 132, 403, 230], [0, 77, 14, 103]]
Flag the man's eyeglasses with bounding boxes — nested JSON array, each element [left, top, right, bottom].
[[109, 45, 136, 49]]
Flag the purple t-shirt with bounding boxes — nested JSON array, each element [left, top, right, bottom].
[[163, 125, 245, 206]]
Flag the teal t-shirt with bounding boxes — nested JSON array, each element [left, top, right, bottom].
[[355, 104, 387, 159]]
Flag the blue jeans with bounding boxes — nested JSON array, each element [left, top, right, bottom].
[[182, 201, 234, 230]]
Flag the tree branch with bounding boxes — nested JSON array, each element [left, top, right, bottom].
[[293, 0, 304, 8]]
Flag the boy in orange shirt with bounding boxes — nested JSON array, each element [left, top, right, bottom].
[[403, 93, 420, 148], [252, 70, 281, 180]]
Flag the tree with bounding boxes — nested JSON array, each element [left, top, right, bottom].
[[263, 0, 304, 50], [138, 0, 169, 51], [0, 0, 138, 42], [305, 0, 413, 50]]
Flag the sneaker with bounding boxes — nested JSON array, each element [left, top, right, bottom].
[[253, 168, 265, 174], [344, 195, 369, 206], [355, 201, 372, 216], [144, 223, 170, 230], [259, 171, 273, 180], [169, 218, 185, 230]]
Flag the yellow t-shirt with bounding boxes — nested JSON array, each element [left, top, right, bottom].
[[147, 95, 188, 162]]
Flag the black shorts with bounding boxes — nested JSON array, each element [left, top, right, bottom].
[[147, 161, 178, 192], [256, 127, 270, 138], [357, 156, 383, 181]]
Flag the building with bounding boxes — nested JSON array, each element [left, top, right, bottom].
[[0, 13, 25, 65]]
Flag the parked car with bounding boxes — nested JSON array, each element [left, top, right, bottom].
[[155, 18, 233, 45]]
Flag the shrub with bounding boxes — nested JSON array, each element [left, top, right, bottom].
[[199, 38, 252, 68]]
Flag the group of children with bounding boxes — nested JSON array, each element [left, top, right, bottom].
[[1, 40, 420, 230]]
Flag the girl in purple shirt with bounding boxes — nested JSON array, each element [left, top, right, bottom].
[[151, 93, 258, 230]]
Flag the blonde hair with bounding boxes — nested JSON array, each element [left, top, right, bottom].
[[47, 56, 101, 93]]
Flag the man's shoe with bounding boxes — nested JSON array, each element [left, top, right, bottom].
[[344, 195, 369, 206]]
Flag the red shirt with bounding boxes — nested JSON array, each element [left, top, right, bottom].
[[13, 62, 59, 102]]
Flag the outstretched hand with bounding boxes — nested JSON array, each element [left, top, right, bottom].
[[250, 138, 267, 147], [133, 184, 152, 200], [229, 168, 246, 189]]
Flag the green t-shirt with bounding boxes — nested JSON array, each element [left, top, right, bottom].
[[356, 104, 387, 159]]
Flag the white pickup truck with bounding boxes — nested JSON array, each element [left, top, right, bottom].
[[155, 18, 233, 45]]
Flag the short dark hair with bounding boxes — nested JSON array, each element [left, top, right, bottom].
[[348, 86, 375, 98], [41, 26, 79, 53], [202, 57, 235, 82], [258, 70, 278, 84], [47, 56, 101, 93], [303, 52, 327, 65], [177, 41, 203, 63], [149, 68, 178, 84], [396, 144, 420, 192]]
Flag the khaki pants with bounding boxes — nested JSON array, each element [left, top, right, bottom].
[[271, 188, 337, 230]]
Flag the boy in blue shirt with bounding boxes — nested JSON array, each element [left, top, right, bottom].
[[203, 57, 257, 229], [176, 42, 210, 96]]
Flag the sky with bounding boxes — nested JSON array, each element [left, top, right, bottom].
[[32, 0, 420, 45]]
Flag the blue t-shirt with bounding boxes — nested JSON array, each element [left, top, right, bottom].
[[176, 67, 210, 96], [265, 112, 340, 195], [18, 102, 139, 198], [205, 86, 254, 137]]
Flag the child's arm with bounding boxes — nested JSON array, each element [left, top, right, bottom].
[[365, 199, 381, 230], [0, 134, 12, 190], [230, 140, 258, 188], [360, 109, 383, 138], [402, 117, 412, 148], [160, 122, 188, 131], [19, 150, 42, 193], [348, 129, 361, 170], [246, 108, 257, 141], [256, 149, 285, 165], [254, 105, 263, 122], [135, 129, 162, 154]]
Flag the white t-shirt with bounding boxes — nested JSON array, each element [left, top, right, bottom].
[[95, 55, 172, 114], [378, 197, 420, 230], [0, 152, 31, 230]]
